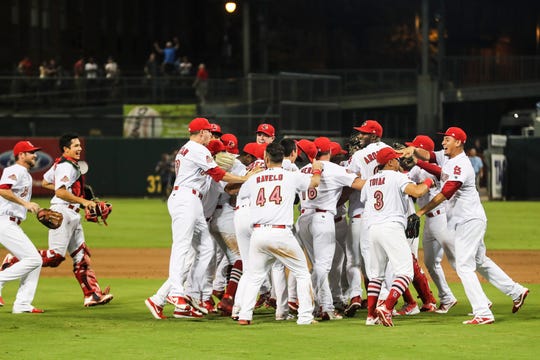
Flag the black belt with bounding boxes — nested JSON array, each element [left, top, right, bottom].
[[9, 216, 21, 225]]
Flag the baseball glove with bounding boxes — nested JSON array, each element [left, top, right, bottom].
[[405, 214, 421, 239], [392, 143, 416, 171], [215, 151, 236, 172], [37, 208, 63, 229], [85, 201, 112, 226]]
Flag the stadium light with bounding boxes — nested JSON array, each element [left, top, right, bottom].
[[225, 2, 237, 13]]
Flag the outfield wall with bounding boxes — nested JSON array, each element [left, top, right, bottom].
[[1, 136, 539, 198]]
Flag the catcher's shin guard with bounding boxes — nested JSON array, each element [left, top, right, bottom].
[[40, 249, 65, 267], [71, 244, 104, 297], [412, 255, 437, 305]]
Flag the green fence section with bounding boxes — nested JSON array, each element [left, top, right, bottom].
[[85, 138, 185, 197]]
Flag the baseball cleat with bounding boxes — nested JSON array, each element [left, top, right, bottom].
[[276, 313, 295, 321], [145, 297, 167, 319], [297, 319, 318, 325], [217, 294, 234, 315], [202, 299, 217, 314], [238, 319, 251, 325], [420, 302, 437, 312], [512, 288, 529, 313], [344, 296, 362, 317], [185, 295, 208, 315], [365, 316, 380, 326], [288, 301, 299, 314], [320, 310, 343, 321], [435, 299, 458, 314], [395, 303, 420, 316], [166, 295, 188, 307], [0, 295, 4, 306], [84, 293, 114, 307], [462, 316, 494, 325], [173, 307, 204, 319], [376, 305, 394, 327], [13, 306, 44, 314]]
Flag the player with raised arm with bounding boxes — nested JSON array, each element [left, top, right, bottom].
[[414, 127, 529, 324]]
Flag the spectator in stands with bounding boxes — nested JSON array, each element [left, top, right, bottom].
[[153, 37, 180, 76], [179, 56, 193, 77], [85, 57, 99, 101], [193, 63, 209, 106], [105, 56, 120, 98]]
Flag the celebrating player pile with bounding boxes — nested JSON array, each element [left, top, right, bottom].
[[140, 117, 529, 327]]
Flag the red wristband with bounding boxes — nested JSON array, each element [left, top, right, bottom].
[[423, 178, 434, 188], [312, 169, 322, 175]]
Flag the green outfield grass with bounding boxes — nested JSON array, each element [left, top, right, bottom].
[[0, 279, 538, 359], [21, 198, 540, 250], [1, 198, 539, 359]]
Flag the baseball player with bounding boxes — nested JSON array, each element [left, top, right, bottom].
[[404, 135, 458, 313], [0, 141, 44, 313], [295, 137, 365, 320], [145, 118, 257, 320], [414, 127, 529, 324], [41, 134, 113, 307], [255, 123, 275, 145], [237, 142, 322, 325], [218, 142, 267, 316], [344, 120, 391, 317], [361, 147, 433, 327]]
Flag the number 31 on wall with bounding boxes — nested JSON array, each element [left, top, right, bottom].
[[147, 174, 162, 194]]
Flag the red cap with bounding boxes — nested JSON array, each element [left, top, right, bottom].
[[207, 139, 226, 156], [188, 117, 213, 133], [221, 133, 239, 154], [405, 135, 435, 152], [256, 123, 275, 137], [314, 137, 332, 153], [210, 123, 222, 135], [438, 127, 467, 143], [243, 142, 267, 159], [13, 140, 41, 157], [329, 141, 347, 155], [354, 120, 383, 138], [376, 147, 402, 166], [296, 139, 318, 162]]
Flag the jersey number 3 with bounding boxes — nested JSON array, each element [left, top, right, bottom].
[[256, 186, 282, 206], [373, 190, 384, 210]]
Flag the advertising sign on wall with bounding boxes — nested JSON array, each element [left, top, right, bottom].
[[123, 104, 197, 138]]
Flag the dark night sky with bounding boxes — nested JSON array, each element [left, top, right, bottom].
[[3, 0, 539, 75]]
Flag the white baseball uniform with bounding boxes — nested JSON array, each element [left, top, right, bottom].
[[44, 156, 111, 304], [440, 151, 526, 318], [149, 140, 223, 307], [346, 141, 391, 299], [408, 165, 457, 305], [0, 163, 42, 312], [295, 161, 357, 313], [238, 167, 315, 325]]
